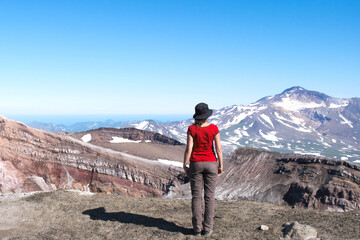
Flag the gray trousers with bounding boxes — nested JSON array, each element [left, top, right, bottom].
[[189, 161, 218, 233]]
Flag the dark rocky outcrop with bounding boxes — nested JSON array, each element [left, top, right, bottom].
[[221, 148, 360, 211], [168, 147, 360, 212]]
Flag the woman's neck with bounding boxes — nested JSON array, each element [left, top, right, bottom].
[[199, 122, 210, 127]]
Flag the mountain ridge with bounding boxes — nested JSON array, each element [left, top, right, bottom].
[[125, 87, 360, 163], [18, 86, 360, 163]]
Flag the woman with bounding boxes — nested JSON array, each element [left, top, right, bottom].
[[183, 102, 223, 237]]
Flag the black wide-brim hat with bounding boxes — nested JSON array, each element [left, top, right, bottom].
[[193, 102, 213, 120]]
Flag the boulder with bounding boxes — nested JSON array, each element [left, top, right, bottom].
[[283, 221, 318, 240]]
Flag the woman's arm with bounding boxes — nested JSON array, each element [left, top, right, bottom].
[[214, 133, 223, 175], [183, 133, 193, 175]]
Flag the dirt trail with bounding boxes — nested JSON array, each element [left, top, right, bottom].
[[1, 190, 360, 240]]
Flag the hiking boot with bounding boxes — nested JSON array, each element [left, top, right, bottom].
[[194, 231, 201, 237], [202, 230, 213, 236]]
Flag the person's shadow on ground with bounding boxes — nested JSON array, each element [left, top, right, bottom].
[[83, 207, 192, 235]]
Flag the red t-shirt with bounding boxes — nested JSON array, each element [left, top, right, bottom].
[[187, 124, 219, 162]]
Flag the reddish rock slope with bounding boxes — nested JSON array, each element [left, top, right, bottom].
[[0, 116, 186, 197]]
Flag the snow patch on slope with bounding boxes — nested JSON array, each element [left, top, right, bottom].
[[157, 159, 183, 168], [339, 114, 353, 128], [259, 130, 281, 142], [110, 137, 141, 143], [81, 134, 91, 143], [274, 112, 312, 133], [260, 114, 274, 128], [274, 97, 326, 112], [294, 151, 322, 157], [221, 111, 255, 129], [329, 101, 349, 108], [136, 121, 149, 130]]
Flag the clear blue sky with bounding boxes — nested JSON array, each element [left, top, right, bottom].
[[0, 0, 359, 117]]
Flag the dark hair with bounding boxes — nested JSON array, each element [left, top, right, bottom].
[[194, 118, 207, 126]]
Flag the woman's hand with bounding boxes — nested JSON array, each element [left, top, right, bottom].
[[183, 133, 193, 178], [184, 166, 190, 177], [214, 133, 223, 177], [218, 165, 223, 176]]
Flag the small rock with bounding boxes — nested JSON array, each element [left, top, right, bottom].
[[215, 214, 223, 219], [283, 221, 317, 240], [259, 225, 269, 231]]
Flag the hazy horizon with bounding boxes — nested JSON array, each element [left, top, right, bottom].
[[6, 114, 192, 125]]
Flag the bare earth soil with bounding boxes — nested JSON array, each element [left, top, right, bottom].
[[1, 190, 360, 240]]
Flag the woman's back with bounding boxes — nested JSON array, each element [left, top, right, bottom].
[[187, 124, 219, 162]]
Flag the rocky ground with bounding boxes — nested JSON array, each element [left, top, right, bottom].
[[1, 190, 360, 240]]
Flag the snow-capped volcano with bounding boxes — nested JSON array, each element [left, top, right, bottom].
[[126, 87, 360, 163], [260, 86, 348, 112]]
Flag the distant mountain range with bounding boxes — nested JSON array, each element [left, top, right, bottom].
[[125, 87, 360, 163], [28, 119, 137, 133], [28, 87, 360, 163]]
